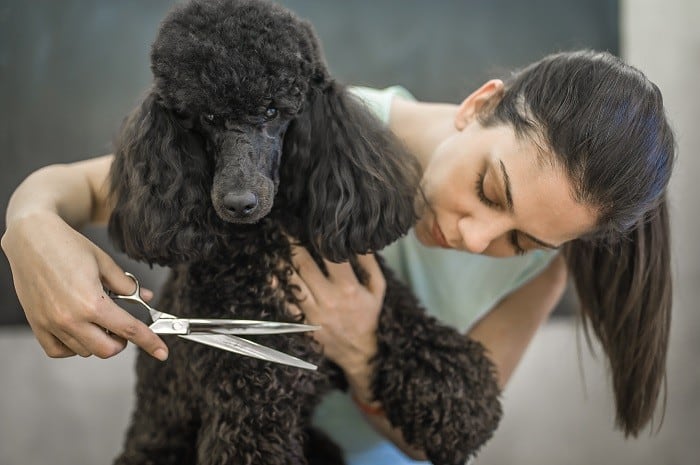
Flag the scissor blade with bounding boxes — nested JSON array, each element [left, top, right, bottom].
[[187, 319, 320, 335], [149, 318, 319, 336], [179, 334, 318, 371]]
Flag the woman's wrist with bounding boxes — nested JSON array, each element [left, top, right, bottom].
[[351, 390, 385, 416], [343, 355, 379, 405], [2, 210, 58, 255], [345, 362, 372, 390], [347, 364, 384, 416], [327, 328, 377, 378]]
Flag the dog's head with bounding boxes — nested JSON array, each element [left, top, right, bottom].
[[109, 0, 421, 265], [151, 0, 320, 224]]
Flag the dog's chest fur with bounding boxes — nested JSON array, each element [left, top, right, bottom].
[[151, 219, 335, 415]]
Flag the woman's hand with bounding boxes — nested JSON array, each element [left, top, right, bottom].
[[1, 211, 168, 361], [289, 247, 385, 391]]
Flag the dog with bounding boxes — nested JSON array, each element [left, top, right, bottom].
[[108, 1, 501, 464]]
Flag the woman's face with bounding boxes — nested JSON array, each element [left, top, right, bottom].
[[414, 120, 598, 257]]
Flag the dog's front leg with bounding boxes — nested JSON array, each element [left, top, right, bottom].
[[194, 368, 309, 465], [114, 347, 199, 465], [369, 262, 503, 465]]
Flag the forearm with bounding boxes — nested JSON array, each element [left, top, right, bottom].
[[468, 254, 568, 388], [344, 255, 567, 460], [4, 154, 114, 231], [345, 364, 428, 460]]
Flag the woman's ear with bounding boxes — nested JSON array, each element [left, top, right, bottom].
[[455, 79, 504, 130]]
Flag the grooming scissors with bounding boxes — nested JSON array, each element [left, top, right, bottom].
[[108, 272, 319, 370]]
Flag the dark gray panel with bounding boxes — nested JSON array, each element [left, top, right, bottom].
[[0, 0, 618, 325]]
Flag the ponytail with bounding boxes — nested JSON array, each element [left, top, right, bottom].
[[481, 50, 675, 435], [564, 197, 672, 436]]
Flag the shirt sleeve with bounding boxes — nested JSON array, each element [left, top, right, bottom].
[[348, 85, 415, 124]]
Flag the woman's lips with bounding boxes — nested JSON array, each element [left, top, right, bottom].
[[432, 220, 450, 248]]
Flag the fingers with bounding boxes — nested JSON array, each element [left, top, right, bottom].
[[91, 295, 168, 361], [92, 249, 165, 359], [22, 299, 92, 358], [324, 260, 359, 285], [33, 328, 77, 358], [47, 278, 165, 361], [291, 247, 327, 287], [36, 295, 165, 361], [289, 250, 385, 369], [292, 246, 358, 288], [357, 254, 386, 297], [287, 269, 314, 319], [292, 247, 383, 298], [54, 330, 93, 357], [29, 317, 103, 359], [66, 319, 128, 360], [288, 266, 315, 302], [95, 248, 153, 300]]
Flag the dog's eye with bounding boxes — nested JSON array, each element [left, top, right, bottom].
[[203, 113, 217, 125], [264, 107, 278, 120]]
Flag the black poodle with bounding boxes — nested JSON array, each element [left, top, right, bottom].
[[108, 1, 501, 464]]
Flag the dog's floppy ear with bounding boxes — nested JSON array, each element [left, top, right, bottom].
[[108, 91, 217, 265], [281, 81, 421, 262]]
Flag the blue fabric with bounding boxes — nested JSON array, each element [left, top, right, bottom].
[[347, 441, 428, 465]]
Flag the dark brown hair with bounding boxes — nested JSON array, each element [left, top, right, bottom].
[[482, 50, 675, 436]]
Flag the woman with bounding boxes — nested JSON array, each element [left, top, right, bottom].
[[1, 51, 674, 464]]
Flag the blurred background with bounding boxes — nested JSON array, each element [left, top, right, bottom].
[[0, 0, 697, 464]]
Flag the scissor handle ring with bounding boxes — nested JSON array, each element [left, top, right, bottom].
[[121, 272, 142, 300]]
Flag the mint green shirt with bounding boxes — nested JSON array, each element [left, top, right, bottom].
[[312, 86, 556, 455]]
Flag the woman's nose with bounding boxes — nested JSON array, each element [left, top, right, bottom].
[[456, 216, 509, 254]]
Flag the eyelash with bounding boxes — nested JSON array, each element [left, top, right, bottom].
[[509, 230, 526, 256], [475, 171, 499, 208], [476, 171, 526, 256]]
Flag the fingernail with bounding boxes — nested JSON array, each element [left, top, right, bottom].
[[154, 348, 168, 361]]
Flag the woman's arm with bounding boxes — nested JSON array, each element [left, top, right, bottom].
[[468, 254, 568, 387], [1, 155, 168, 360], [5, 155, 114, 228], [292, 250, 567, 460]]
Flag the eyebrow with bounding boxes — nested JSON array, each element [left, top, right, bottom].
[[497, 159, 560, 250], [498, 160, 514, 212]]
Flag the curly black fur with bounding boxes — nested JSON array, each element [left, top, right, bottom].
[[375, 262, 503, 465], [108, 1, 501, 464]]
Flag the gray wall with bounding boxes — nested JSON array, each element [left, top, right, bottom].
[[0, 0, 618, 324]]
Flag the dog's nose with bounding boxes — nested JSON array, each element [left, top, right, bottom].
[[223, 191, 258, 216]]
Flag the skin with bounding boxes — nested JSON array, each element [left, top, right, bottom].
[[1, 80, 594, 460], [404, 80, 597, 255]]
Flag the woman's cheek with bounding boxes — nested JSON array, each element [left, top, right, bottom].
[[413, 217, 434, 247]]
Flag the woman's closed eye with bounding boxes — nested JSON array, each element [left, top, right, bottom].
[[476, 171, 527, 255], [475, 171, 500, 209]]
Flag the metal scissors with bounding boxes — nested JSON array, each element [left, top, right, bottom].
[[108, 272, 319, 370]]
